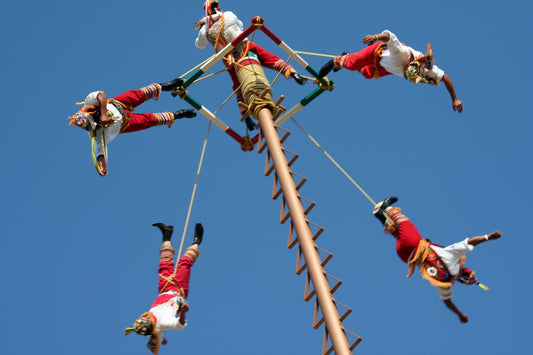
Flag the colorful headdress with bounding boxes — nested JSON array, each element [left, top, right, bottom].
[[404, 61, 429, 83], [203, 0, 219, 8], [456, 268, 478, 285], [125, 312, 162, 355], [404, 44, 435, 84], [203, 0, 220, 13], [68, 111, 91, 130], [125, 317, 154, 336], [456, 268, 490, 291], [68, 103, 98, 131]]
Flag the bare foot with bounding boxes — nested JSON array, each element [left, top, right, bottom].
[[97, 155, 107, 176]]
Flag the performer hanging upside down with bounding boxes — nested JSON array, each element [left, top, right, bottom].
[[372, 197, 501, 323], [125, 222, 204, 355], [319, 30, 463, 113], [194, 0, 306, 129], [69, 79, 197, 176]]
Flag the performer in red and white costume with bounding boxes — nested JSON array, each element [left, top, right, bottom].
[[372, 197, 501, 323], [319, 30, 463, 113], [125, 222, 204, 355], [194, 0, 306, 129], [69, 79, 196, 176]]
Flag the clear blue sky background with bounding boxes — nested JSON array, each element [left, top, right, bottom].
[[2, 1, 531, 354]]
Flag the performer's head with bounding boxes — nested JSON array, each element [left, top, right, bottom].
[[125, 315, 154, 336], [404, 61, 432, 84], [203, 0, 220, 15], [404, 44, 436, 84], [125, 312, 162, 355], [68, 107, 95, 131], [456, 267, 478, 286]]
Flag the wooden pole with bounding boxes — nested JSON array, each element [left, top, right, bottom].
[[258, 108, 352, 355]]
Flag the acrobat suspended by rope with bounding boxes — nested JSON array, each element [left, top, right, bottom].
[[319, 30, 463, 113], [194, 0, 307, 130], [125, 222, 204, 354], [372, 197, 501, 323], [69, 79, 197, 176]]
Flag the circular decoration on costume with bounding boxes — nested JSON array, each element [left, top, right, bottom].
[[426, 266, 438, 277]]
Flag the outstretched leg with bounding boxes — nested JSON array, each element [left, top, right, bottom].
[[114, 84, 163, 109]]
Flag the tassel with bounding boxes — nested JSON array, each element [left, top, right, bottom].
[[478, 283, 489, 291]]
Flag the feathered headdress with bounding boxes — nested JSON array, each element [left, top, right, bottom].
[[125, 312, 162, 355]]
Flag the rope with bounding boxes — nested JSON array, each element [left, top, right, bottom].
[[177, 121, 211, 258], [294, 50, 338, 58], [289, 117, 376, 206], [159, 121, 212, 293], [180, 52, 219, 79]]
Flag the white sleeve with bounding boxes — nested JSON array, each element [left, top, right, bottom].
[[84, 91, 102, 106], [426, 64, 445, 81], [382, 30, 412, 58], [195, 29, 207, 50], [223, 11, 243, 31], [195, 22, 209, 50]]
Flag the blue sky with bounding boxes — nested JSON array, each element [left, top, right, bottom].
[[1, 1, 531, 354]]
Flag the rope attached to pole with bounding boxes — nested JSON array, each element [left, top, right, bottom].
[[289, 117, 376, 206]]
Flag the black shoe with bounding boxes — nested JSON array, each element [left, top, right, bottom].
[[245, 116, 256, 131], [152, 222, 174, 242], [318, 59, 335, 78], [291, 72, 307, 85], [174, 109, 197, 119], [160, 78, 184, 91], [192, 223, 204, 245], [372, 197, 399, 225]]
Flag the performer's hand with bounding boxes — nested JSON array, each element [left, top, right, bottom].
[[99, 112, 114, 127], [488, 231, 502, 240], [452, 98, 463, 113], [362, 34, 377, 45], [283, 67, 297, 80], [459, 313, 469, 323], [97, 155, 107, 176], [194, 18, 206, 30], [179, 302, 189, 325]]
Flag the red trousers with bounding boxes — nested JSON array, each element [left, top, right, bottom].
[[113, 89, 171, 133], [157, 254, 194, 298], [339, 42, 391, 79], [393, 220, 423, 264]]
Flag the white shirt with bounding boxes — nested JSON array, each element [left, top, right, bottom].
[[380, 30, 445, 81], [149, 293, 187, 335], [84, 91, 123, 156], [434, 238, 475, 300], [195, 10, 245, 50]]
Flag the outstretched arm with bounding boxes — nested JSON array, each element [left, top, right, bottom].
[[440, 74, 463, 113], [468, 230, 502, 246], [443, 298, 468, 323], [96, 90, 114, 127]]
